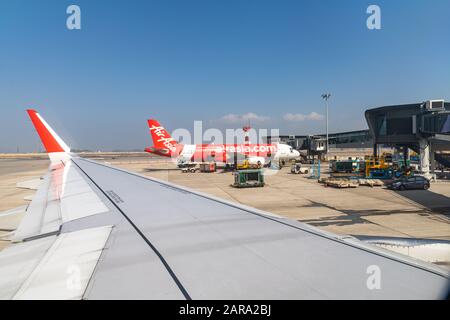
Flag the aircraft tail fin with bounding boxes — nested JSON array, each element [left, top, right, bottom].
[[146, 119, 178, 155]]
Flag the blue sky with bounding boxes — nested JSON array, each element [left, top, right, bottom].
[[0, 0, 449, 152]]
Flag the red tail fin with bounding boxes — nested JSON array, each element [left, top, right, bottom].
[[147, 119, 177, 153]]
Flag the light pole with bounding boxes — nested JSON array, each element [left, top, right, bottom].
[[321, 93, 331, 154]]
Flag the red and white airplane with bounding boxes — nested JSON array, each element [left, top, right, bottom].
[[144, 119, 300, 167]]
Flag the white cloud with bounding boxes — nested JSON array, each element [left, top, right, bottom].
[[220, 112, 269, 123], [283, 112, 324, 122]]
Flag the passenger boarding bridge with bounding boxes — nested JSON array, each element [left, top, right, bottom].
[[365, 100, 450, 179]]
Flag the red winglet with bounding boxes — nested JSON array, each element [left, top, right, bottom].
[[27, 109, 68, 153]]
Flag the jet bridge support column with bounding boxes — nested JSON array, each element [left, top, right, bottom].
[[419, 138, 431, 179], [403, 147, 409, 168], [430, 141, 436, 174], [429, 141, 438, 181]]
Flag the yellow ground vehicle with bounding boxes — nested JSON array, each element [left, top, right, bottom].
[[237, 160, 250, 170], [364, 156, 392, 179], [237, 159, 262, 170]]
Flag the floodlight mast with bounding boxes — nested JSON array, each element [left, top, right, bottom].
[[321, 93, 331, 154]]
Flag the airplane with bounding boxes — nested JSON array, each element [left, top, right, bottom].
[[144, 119, 300, 167], [0, 109, 448, 299]]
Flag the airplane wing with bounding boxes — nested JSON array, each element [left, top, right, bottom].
[[0, 109, 448, 299]]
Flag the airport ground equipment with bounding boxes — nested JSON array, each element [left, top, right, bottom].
[[232, 169, 265, 188], [290, 162, 309, 174], [237, 159, 263, 170], [237, 160, 250, 170], [308, 160, 321, 179], [364, 156, 393, 179], [368, 167, 394, 179], [181, 163, 199, 173], [330, 160, 361, 173], [200, 162, 216, 173], [358, 179, 384, 187], [323, 178, 359, 188], [182, 167, 198, 173]]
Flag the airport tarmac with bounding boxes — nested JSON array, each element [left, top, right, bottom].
[[1, 153, 450, 253]]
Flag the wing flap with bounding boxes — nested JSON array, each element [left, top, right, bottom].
[[0, 235, 55, 299], [13, 226, 112, 300], [0, 226, 112, 300]]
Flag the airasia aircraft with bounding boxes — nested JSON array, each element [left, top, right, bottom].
[[144, 119, 300, 167]]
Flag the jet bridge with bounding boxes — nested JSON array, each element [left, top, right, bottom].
[[365, 100, 450, 179]]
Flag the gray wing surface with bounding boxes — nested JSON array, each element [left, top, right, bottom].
[[1, 156, 449, 299]]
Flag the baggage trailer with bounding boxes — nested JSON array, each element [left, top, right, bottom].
[[232, 169, 265, 188]]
